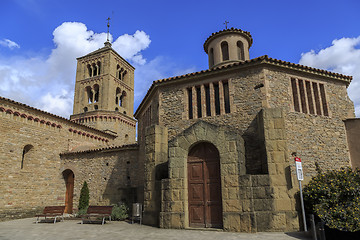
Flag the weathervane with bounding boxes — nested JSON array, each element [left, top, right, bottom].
[[224, 21, 229, 29], [106, 17, 111, 42]]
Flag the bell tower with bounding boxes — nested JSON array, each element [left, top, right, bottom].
[[70, 40, 136, 145]]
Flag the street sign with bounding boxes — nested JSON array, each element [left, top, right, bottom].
[[295, 157, 303, 181]]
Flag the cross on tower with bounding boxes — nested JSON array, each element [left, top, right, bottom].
[[224, 21, 229, 29], [106, 17, 111, 42]]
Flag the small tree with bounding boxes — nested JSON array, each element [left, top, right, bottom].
[[78, 181, 89, 211], [303, 167, 360, 232]]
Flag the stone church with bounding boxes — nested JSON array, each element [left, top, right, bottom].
[[1, 27, 359, 232]]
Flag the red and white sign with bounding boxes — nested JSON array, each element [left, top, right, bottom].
[[295, 157, 304, 181]]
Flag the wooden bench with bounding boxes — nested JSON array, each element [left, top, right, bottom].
[[81, 206, 113, 225], [35, 206, 65, 224]]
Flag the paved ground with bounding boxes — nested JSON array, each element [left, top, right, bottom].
[[0, 218, 312, 240]]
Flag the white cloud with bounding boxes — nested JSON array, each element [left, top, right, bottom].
[[0, 22, 151, 117], [299, 36, 360, 117], [0, 39, 20, 49]]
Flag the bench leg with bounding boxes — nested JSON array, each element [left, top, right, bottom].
[[109, 216, 111, 222], [102, 217, 105, 225], [36, 217, 39, 224], [54, 217, 57, 224]]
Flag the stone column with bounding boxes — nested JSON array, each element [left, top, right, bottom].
[[209, 83, 216, 116], [192, 86, 197, 119], [200, 85, 206, 117], [259, 108, 299, 232], [219, 81, 225, 115], [143, 125, 168, 226]]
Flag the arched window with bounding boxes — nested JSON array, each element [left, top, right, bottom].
[[116, 65, 120, 79], [115, 87, 121, 106], [21, 144, 33, 169], [122, 70, 127, 81], [237, 41, 245, 60], [119, 68, 124, 80], [209, 48, 214, 67], [120, 91, 127, 107], [87, 64, 92, 77], [85, 86, 93, 103], [93, 84, 99, 103], [221, 41, 229, 61], [92, 63, 97, 76]]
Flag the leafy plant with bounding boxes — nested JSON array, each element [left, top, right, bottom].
[[303, 167, 360, 232], [77, 207, 88, 216], [111, 203, 129, 221], [78, 181, 89, 211]]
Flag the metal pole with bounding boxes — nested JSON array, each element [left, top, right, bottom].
[[299, 180, 307, 232]]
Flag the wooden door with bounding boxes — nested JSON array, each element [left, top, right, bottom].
[[64, 170, 74, 214], [188, 142, 222, 228]]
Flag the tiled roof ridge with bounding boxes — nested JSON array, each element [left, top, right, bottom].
[[0, 96, 116, 137], [134, 55, 352, 117], [203, 27, 253, 53], [60, 143, 139, 155]]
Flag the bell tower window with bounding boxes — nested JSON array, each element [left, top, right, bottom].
[[93, 84, 99, 102], [86, 86, 93, 103], [237, 41, 245, 60], [209, 48, 214, 67], [221, 41, 229, 61], [87, 64, 92, 77]]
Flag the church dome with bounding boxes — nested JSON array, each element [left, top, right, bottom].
[[204, 28, 253, 69]]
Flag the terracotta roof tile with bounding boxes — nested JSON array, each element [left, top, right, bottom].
[[203, 27, 253, 53], [0, 96, 116, 137], [60, 143, 139, 155]]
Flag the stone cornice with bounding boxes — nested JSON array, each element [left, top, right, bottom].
[[134, 55, 352, 118]]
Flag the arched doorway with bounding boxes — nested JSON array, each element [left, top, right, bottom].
[[188, 142, 223, 228], [62, 169, 74, 214]]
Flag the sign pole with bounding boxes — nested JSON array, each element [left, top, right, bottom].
[[299, 179, 307, 232], [293, 153, 307, 232]]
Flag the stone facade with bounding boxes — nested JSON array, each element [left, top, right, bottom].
[[0, 97, 114, 220], [1, 27, 358, 233]]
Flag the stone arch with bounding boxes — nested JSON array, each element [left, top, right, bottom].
[[165, 121, 245, 229], [62, 169, 75, 214]]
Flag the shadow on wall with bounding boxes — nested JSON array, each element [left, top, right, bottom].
[[101, 149, 141, 208], [242, 114, 268, 175]]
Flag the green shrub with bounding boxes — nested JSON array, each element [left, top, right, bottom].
[[111, 203, 129, 221], [77, 207, 88, 216], [303, 167, 360, 232], [78, 181, 89, 211]]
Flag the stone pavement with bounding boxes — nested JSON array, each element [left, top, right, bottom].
[[0, 218, 312, 240]]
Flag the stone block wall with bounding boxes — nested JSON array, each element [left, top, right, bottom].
[[60, 145, 140, 208], [263, 67, 354, 178], [0, 98, 113, 221], [143, 125, 168, 226], [259, 108, 299, 231]]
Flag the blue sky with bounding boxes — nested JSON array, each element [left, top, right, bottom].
[[0, 0, 359, 117]]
